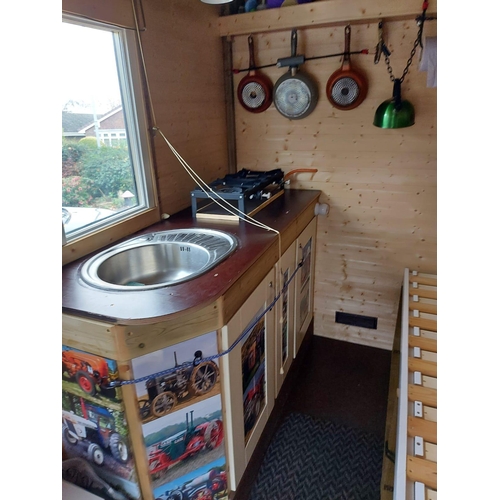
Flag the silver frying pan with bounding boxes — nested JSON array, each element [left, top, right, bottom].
[[273, 29, 318, 120]]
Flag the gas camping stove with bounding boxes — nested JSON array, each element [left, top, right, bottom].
[[191, 168, 285, 220]]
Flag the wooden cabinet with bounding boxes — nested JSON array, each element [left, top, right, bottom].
[[61, 218, 319, 499], [220, 268, 276, 492], [61, 192, 321, 499], [275, 217, 317, 398], [221, 217, 318, 493]]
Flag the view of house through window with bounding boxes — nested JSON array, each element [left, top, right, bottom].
[[62, 18, 151, 240]]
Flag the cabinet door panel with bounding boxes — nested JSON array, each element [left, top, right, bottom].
[[220, 268, 276, 492], [275, 242, 297, 396], [294, 217, 317, 357]]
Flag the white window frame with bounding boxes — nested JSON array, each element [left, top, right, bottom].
[[62, 15, 159, 265]]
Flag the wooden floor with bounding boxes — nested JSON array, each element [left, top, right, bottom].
[[234, 332, 392, 500]]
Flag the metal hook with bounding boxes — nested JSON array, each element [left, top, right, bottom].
[[374, 21, 383, 64]]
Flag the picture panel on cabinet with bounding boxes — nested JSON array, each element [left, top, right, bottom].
[[129, 332, 229, 500], [62, 346, 142, 500], [220, 268, 276, 492], [294, 217, 317, 357]]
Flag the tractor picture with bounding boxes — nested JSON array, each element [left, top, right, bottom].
[[62, 348, 117, 399], [148, 411, 224, 480], [62, 399, 130, 466], [156, 467, 227, 500], [140, 350, 219, 420], [243, 368, 265, 438]]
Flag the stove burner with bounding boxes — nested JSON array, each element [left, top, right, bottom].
[[217, 187, 244, 194], [191, 168, 284, 218]]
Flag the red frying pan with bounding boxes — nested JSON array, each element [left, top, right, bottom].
[[237, 35, 273, 113], [326, 25, 368, 110]]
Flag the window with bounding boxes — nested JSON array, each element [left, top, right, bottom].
[[61, 15, 155, 245]]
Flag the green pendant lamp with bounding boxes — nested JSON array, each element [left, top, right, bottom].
[[373, 78, 415, 128], [373, 2, 432, 129]]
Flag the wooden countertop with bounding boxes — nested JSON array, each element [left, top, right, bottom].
[[62, 189, 321, 328]]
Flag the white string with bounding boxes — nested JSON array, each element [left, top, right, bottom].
[[130, 0, 286, 373]]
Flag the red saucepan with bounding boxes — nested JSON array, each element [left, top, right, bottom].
[[326, 25, 368, 110], [237, 35, 273, 113]]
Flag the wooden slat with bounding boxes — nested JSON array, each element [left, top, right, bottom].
[[409, 275, 437, 287], [418, 297, 437, 306], [117, 362, 154, 500], [409, 358, 437, 378], [414, 272, 437, 280], [419, 312, 437, 321], [424, 406, 437, 422], [427, 487, 438, 500], [409, 316, 437, 332], [408, 385, 437, 407], [421, 351, 437, 363], [406, 456, 437, 490], [409, 335, 437, 353], [425, 443, 437, 463], [421, 330, 437, 341], [422, 376, 437, 390], [407, 416, 437, 444], [409, 301, 437, 315], [410, 287, 438, 300]]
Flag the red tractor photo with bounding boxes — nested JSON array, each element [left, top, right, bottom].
[[62, 349, 117, 399], [148, 411, 224, 481], [156, 467, 227, 500]]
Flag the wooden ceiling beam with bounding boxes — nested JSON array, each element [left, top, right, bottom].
[[218, 0, 437, 37]]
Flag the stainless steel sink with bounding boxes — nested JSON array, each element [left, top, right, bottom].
[[80, 228, 238, 291]]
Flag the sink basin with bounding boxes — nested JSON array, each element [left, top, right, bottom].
[[80, 228, 238, 291]]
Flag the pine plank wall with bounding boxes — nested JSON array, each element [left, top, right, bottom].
[[62, 0, 437, 351], [229, 14, 437, 350]]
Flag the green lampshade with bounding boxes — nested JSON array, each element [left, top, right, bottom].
[[373, 79, 415, 129]]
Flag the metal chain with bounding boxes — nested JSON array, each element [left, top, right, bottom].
[[384, 15, 425, 84]]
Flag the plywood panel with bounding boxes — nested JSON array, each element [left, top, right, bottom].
[[231, 16, 437, 349], [137, 0, 229, 216]]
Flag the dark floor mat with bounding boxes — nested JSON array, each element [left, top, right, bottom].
[[248, 412, 383, 500]]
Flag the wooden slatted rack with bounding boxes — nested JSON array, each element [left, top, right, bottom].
[[394, 269, 437, 499]]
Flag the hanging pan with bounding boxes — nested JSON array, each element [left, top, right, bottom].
[[273, 29, 318, 120], [237, 35, 274, 113], [326, 25, 368, 110]]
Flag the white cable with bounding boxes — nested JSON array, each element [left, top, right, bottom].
[[156, 128, 285, 296], [156, 128, 279, 231], [130, 0, 285, 334]]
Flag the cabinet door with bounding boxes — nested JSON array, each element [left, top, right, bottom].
[[274, 242, 296, 397], [129, 332, 227, 500], [294, 217, 317, 357], [220, 268, 276, 492]]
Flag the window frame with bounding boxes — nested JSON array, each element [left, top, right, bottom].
[[62, 14, 159, 266]]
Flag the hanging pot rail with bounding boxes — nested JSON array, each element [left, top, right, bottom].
[[232, 48, 369, 74]]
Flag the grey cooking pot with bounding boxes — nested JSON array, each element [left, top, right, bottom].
[[273, 29, 318, 120]]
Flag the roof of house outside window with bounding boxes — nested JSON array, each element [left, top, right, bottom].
[[62, 112, 101, 134], [62, 107, 124, 139]]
